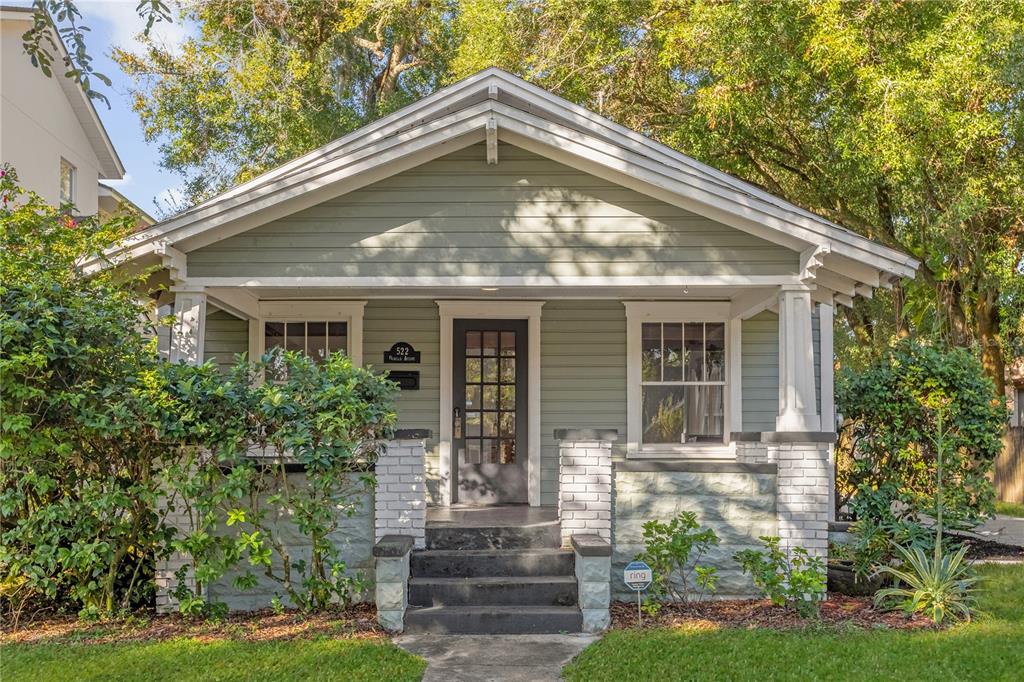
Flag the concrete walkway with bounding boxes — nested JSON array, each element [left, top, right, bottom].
[[967, 515, 1024, 547], [395, 633, 598, 682]]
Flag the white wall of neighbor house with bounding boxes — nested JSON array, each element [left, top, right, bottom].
[[1, 18, 103, 214]]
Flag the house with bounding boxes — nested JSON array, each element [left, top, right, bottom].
[[0, 5, 152, 224], [84, 68, 918, 633]]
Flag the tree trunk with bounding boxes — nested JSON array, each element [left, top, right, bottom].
[[976, 288, 1007, 398]]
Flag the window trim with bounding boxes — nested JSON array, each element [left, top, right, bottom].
[[624, 302, 739, 458], [59, 157, 76, 205], [253, 301, 365, 368]]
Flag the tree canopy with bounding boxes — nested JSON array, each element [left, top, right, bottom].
[[23, 0, 1024, 391]]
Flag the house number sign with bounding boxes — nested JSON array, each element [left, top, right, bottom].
[[384, 342, 421, 364]]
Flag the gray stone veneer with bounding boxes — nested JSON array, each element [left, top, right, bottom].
[[374, 535, 414, 632], [612, 465, 778, 600], [572, 534, 612, 632]]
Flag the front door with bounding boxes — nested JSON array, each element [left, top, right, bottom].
[[453, 319, 528, 504]]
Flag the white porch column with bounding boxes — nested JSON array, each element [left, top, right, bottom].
[[776, 286, 821, 432], [169, 290, 207, 364], [157, 290, 207, 613]]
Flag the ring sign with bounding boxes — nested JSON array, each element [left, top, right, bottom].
[[624, 560, 653, 591]]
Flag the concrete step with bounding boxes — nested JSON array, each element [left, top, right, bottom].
[[411, 548, 574, 578], [409, 575, 578, 607], [404, 605, 582, 634], [425, 523, 561, 550]]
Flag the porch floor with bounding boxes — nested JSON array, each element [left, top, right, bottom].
[[426, 505, 558, 529]]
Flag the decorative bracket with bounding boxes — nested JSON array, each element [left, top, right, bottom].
[[486, 117, 499, 165], [155, 240, 187, 285]]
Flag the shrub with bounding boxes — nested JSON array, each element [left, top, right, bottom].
[[836, 340, 1006, 528], [0, 166, 176, 619], [874, 406, 979, 624], [634, 512, 719, 611], [160, 349, 398, 613], [734, 537, 826, 618]]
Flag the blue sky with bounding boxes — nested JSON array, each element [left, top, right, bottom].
[[13, 1, 197, 217]]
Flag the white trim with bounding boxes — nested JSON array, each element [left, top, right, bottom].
[[82, 70, 918, 288], [623, 302, 735, 457], [728, 318, 743, 433], [776, 288, 821, 431], [255, 301, 366, 368], [819, 303, 835, 431], [167, 275, 802, 289], [436, 300, 545, 506]]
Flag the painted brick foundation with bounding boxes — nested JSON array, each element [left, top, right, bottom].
[[557, 436, 614, 546], [374, 438, 428, 549]]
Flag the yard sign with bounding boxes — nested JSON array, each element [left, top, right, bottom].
[[624, 560, 653, 624]]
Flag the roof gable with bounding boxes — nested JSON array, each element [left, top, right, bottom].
[[86, 68, 917, 304]]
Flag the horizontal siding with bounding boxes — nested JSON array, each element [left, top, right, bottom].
[[362, 300, 443, 503], [742, 311, 778, 432], [203, 308, 248, 374], [188, 143, 800, 279], [541, 301, 628, 506], [741, 308, 823, 431]]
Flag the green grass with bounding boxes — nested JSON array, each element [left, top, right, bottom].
[[2, 637, 426, 682], [995, 500, 1024, 518], [564, 564, 1024, 682]]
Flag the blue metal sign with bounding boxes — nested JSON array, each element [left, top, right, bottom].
[[623, 560, 653, 591]]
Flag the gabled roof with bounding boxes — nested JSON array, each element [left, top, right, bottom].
[[84, 67, 918, 304], [1, 6, 125, 178]]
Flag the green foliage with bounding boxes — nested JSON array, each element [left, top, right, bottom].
[[113, 0, 459, 210], [836, 340, 1006, 529], [0, 166, 172, 618], [160, 349, 398, 613], [873, 544, 978, 624], [634, 511, 719, 612], [734, 537, 826, 618]]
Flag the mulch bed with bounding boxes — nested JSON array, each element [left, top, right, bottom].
[[959, 535, 1024, 562], [0, 603, 385, 646], [610, 596, 935, 631]]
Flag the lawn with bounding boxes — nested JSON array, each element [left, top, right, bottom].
[[995, 500, 1024, 518], [2, 636, 425, 682], [564, 563, 1024, 682]]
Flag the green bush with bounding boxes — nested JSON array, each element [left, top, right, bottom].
[[159, 349, 398, 613], [836, 340, 1006, 529], [734, 537, 826, 618], [634, 511, 719, 612], [0, 166, 174, 619]]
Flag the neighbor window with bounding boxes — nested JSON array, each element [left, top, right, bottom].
[[640, 321, 725, 445], [264, 321, 347, 379], [59, 158, 76, 204]]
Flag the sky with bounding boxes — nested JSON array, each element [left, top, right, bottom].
[[11, 1, 197, 217]]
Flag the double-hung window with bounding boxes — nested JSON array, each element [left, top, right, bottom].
[[626, 302, 732, 455]]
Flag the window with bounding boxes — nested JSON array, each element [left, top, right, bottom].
[[640, 322, 725, 445], [1017, 387, 1024, 426], [264, 320, 347, 379], [59, 158, 76, 204]]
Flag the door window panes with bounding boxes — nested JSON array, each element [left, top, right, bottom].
[[463, 328, 518, 464]]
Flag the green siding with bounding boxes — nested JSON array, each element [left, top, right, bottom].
[[203, 308, 248, 373], [362, 300, 443, 503], [741, 311, 778, 432], [741, 308, 822, 432], [540, 301, 627, 506], [188, 143, 800, 279]]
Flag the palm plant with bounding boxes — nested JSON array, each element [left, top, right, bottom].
[[873, 405, 980, 623], [873, 543, 979, 623]]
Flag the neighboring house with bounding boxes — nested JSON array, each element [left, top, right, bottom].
[[85, 69, 919, 633], [0, 5, 151, 225]]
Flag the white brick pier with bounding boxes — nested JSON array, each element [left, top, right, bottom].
[[555, 429, 617, 547], [374, 432, 430, 549]]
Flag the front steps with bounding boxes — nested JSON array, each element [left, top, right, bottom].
[[404, 512, 582, 634]]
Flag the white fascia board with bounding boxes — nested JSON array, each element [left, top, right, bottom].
[[492, 75, 920, 274], [184, 275, 798, 288], [198, 70, 502, 208], [81, 103, 493, 268], [493, 103, 917, 279]]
